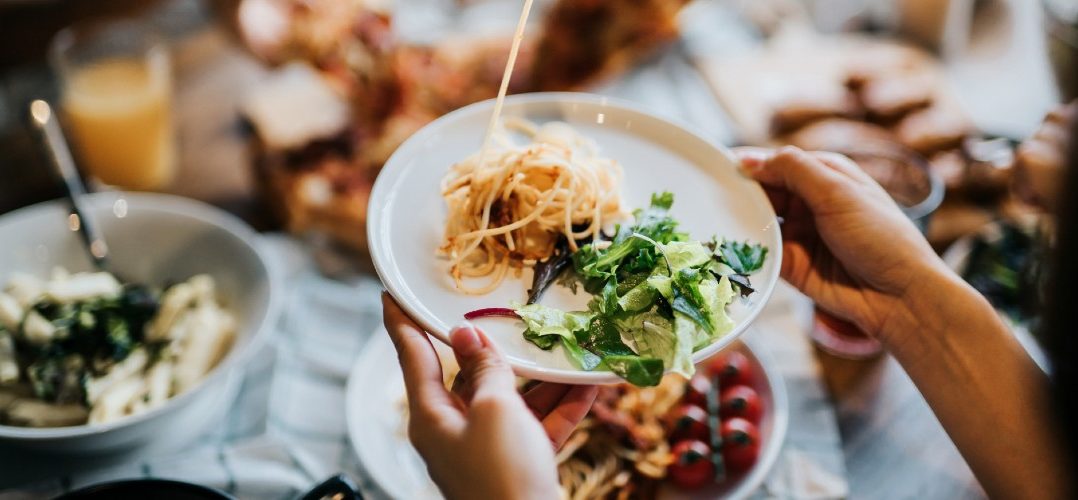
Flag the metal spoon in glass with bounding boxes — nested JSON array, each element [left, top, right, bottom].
[[28, 99, 110, 270]]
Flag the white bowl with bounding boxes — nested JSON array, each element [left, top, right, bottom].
[[0, 192, 279, 453], [345, 328, 789, 499], [368, 92, 782, 384]]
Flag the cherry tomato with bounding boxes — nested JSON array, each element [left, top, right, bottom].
[[720, 417, 760, 473], [665, 404, 710, 442], [682, 373, 712, 408], [719, 385, 762, 423], [668, 439, 716, 490], [707, 351, 753, 387]]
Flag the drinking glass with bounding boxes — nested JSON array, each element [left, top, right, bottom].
[[810, 146, 944, 359], [49, 19, 176, 190]]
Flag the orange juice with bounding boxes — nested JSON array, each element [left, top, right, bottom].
[[62, 52, 174, 190]]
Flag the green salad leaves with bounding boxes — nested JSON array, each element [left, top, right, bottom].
[[508, 193, 768, 386]]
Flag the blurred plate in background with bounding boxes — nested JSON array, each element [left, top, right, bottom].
[[345, 328, 789, 500]]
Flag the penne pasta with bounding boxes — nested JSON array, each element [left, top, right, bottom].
[[145, 360, 174, 407], [21, 311, 58, 345], [147, 282, 197, 341], [173, 304, 234, 392], [43, 272, 122, 303], [4, 272, 44, 308], [0, 270, 234, 427], [88, 376, 144, 424], [85, 348, 149, 405], [0, 293, 22, 332], [8, 399, 88, 428], [0, 333, 17, 384]]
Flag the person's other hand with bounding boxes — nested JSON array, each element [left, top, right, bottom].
[[736, 146, 951, 344], [382, 293, 597, 500]]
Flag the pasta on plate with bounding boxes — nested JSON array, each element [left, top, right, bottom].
[[440, 118, 627, 294]]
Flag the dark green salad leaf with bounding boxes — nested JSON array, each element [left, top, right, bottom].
[[13, 284, 164, 403], [706, 238, 769, 297], [715, 240, 768, 275], [578, 315, 635, 357], [573, 193, 682, 280], [672, 293, 712, 333], [527, 232, 587, 305], [487, 193, 767, 386], [601, 355, 665, 387]]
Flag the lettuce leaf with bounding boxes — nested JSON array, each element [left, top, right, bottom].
[[614, 311, 669, 356], [716, 240, 768, 275], [514, 303, 599, 369], [563, 335, 602, 371], [509, 192, 766, 387], [523, 330, 558, 349], [588, 277, 620, 316], [649, 268, 713, 334], [615, 312, 695, 378], [574, 192, 679, 279], [515, 303, 592, 340], [672, 294, 711, 334], [647, 275, 673, 298], [601, 355, 665, 387], [617, 280, 659, 313], [700, 275, 737, 337], [579, 315, 636, 357], [657, 241, 712, 273]]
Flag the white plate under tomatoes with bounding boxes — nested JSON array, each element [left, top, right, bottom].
[[345, 327, 789, 499]]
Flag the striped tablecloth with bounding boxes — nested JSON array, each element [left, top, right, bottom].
[[2, 226, 847, 499]]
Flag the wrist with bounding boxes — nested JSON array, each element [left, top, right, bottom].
[[877, 262, 991, 358]]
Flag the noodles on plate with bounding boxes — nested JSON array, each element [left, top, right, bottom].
[[440, 118, 627, 294], [557, 375, 685, 499]]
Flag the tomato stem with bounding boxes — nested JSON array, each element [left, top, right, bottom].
[[706, 371, 726, 482]]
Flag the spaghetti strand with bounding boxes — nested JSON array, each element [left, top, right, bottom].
[[440, 120, 626, 293]]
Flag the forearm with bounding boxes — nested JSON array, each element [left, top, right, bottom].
[[885, 268, 1071, 499]]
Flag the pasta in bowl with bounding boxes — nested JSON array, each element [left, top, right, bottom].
[[0, 270, 235, 427], [0, 192, 277, 452]]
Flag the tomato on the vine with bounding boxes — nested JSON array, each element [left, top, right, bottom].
[[665, 404, 710, 443], [720, 417, 760, 473], [719, 385, 762, 423], [682, 373, 712, 408], [707, 351, 753, 387], [668, 439, 716, 490]]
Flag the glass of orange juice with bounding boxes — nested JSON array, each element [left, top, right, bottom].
[[49, 19, 175, 190]]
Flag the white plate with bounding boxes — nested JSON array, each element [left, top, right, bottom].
[[345, 328, 789, 500], [367, 92, 782, 384]]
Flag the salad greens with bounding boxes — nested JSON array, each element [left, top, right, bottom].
[[18, 285, 161, 404], [508, 193, 768, 387]]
